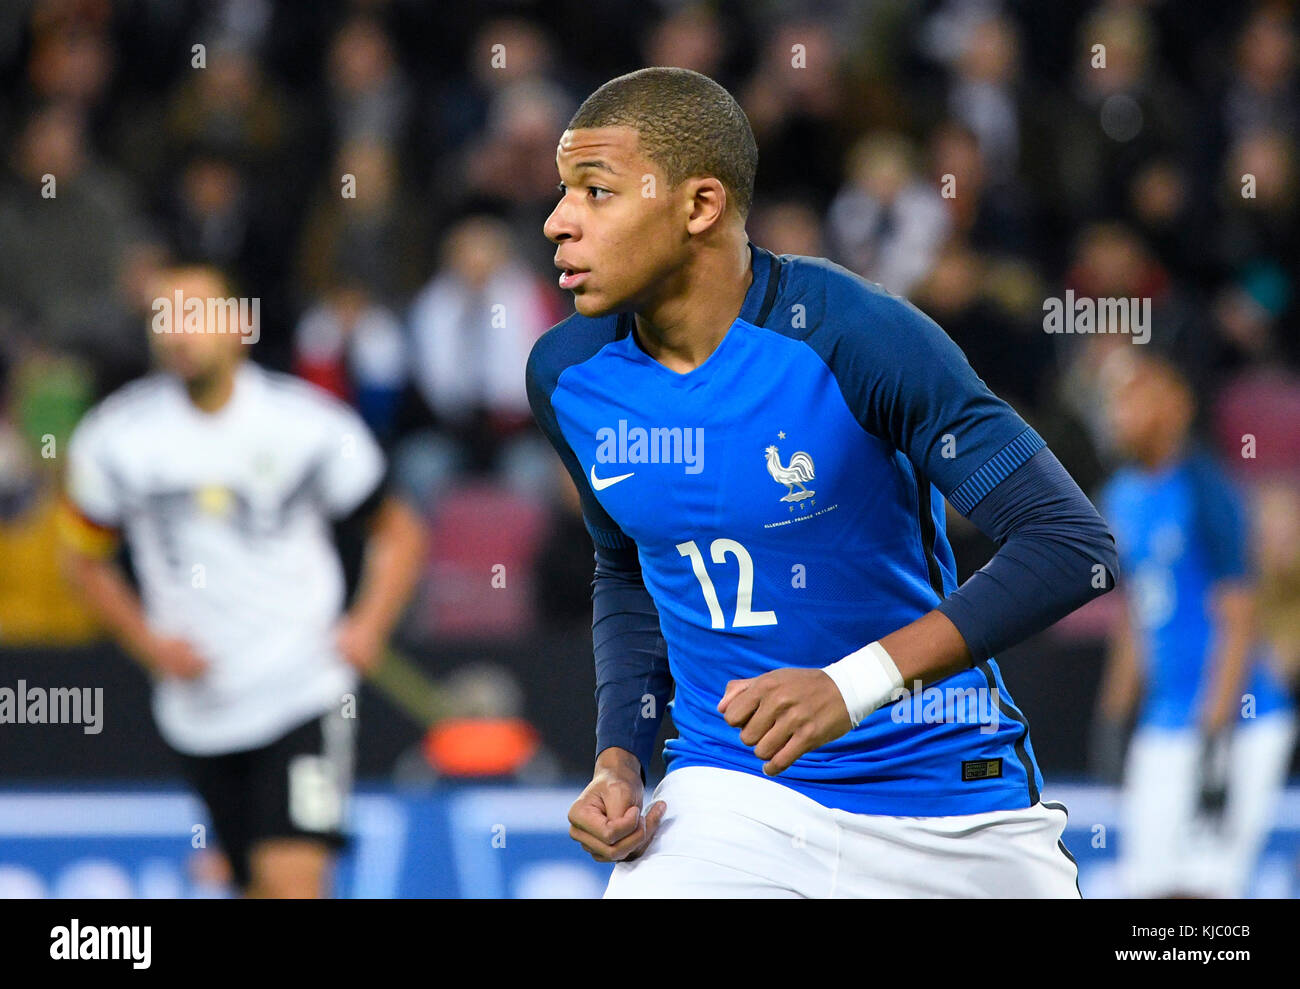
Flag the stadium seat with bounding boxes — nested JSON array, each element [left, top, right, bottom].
[[420, 482, 548, 639], [1212, 369, 1300, 482]]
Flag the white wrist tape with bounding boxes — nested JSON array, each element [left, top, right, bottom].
[[822, 641, 904, 727]]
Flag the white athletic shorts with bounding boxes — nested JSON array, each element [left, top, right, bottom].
[[603, 765, 1081, 898], [1120, 710, 1297, 898]]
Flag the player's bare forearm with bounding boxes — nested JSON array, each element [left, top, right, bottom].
[[342, 496, 426, 658], [61, 548, 209, 679], [1099, 597, 1142, 721], [1201, 583, 1256, 733], [60, 549, 155, 664], [880, 609, 972, 687]]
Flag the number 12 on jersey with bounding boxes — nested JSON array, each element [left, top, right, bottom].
[[676, 538, 778, 629]]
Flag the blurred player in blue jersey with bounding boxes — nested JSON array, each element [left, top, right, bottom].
[[1098, 353, 1296, 898], [527, 68, 1119, 897]]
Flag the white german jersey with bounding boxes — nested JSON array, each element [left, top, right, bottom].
[[65, 363, 385, 755]]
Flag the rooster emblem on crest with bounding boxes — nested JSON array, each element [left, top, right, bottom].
[[765, 445, 816, 502]]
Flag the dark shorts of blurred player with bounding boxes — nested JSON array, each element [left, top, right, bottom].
[[170, 707, 354, 896]]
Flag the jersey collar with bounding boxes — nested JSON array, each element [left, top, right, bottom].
[[174, 360, 261, 423], [618, 242, 780, 384], [738, 241, 781, 327]]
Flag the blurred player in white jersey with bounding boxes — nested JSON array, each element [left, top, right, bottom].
[[59, 265, 426, 897]]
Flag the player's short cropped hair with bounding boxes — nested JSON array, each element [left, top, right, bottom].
[[156, 262, 238, 299], [568, 67, 758, 219]]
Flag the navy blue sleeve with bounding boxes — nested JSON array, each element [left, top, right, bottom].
[[795, 267, 1118, 660], [525, 323, 631, 552], [591, 540, 673, 775], [801, 273, 1047, 510], [526, 328, 672, 774], [935, 447, 1120, 662]]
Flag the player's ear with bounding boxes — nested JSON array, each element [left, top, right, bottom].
[[684, 177, 727, 236]]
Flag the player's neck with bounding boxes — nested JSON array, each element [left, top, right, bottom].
[[185, 363, 239, 414], [1139, 429, 1188, 471], [632, 236, 752, 374]]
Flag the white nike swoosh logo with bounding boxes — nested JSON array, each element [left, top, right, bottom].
[[590, 465, 635, 490]]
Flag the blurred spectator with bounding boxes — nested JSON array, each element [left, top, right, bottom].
[[449, 78, 574, 271], [0, 350, 99, 645], [749, 196, 827, 258], [828, 132, 951, 294], [431, 17, 560, 158], [913, 242, 1049, 411], [293, 278, 407, 445], [1254, 481, 1300, 693], [742, 21, 852, 208], [326, 14, 410, 146], [401, 215, 562, 502], [297, 137, 427, 307], [1124, 158, 1216, 286], [1050, 5, 1189, 226], [1211, 264, 1293, 372], [93, 236, 169, 397], [642, 4, 730, 81], [25, 9, 114, 113], [0, 104, 142, 361], [159, 146, 293, 354], [945, 13, 1023, 183], [1222, 4, 1298, 142], [1054, 222, 1210, 458], [927, 117, 1036, 258], [1216, 129, 1298, 304], [164, 44, 292, 171], [198, 0, 275, 55]]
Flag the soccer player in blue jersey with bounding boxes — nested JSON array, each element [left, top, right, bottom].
[[1098, 353, 1296, 898], [527, 67, 1119, 897]]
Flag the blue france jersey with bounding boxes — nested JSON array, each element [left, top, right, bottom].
[[1101, 453, 1291, 730], [528, 244, 1054, 815]]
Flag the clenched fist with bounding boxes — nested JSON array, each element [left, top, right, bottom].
[[718, 668, 853, 776]]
